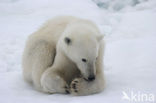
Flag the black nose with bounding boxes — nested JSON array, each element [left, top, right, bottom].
[[88, 75, 95, 81]]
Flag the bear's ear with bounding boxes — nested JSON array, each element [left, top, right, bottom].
[[64, 37, 71, 45], [97, 34, 104, 42]]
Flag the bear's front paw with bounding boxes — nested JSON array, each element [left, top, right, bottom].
[[70, 78, 88, 95], [70, 78, 79, 93]]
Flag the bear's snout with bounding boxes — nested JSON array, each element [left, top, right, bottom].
[[87, 75, 95, 81]]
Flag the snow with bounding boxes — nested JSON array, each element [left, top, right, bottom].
[[0, 0, 156, 103]]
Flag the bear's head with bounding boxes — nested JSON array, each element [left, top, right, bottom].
[[60, 21, 103, 81]]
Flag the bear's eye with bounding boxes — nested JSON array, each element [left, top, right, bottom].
[[82, 58, 87, 62]]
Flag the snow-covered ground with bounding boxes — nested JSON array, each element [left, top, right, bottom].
[[0, 0, 156, 103]]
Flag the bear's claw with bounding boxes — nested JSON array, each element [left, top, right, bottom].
[[64, 85, 70, 94]]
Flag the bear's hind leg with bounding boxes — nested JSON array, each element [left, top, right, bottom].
[[31, 41, 55, 91], [41, 67, 69, 94]]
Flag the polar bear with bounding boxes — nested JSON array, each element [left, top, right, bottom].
[[22, 16, 105, 96]]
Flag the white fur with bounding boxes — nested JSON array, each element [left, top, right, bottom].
[[22, 16, 105, 95]]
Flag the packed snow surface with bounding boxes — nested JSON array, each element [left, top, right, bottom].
[[0, 0, 156, 103]]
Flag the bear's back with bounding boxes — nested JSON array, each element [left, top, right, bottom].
[[28, 16, 78, 46]]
